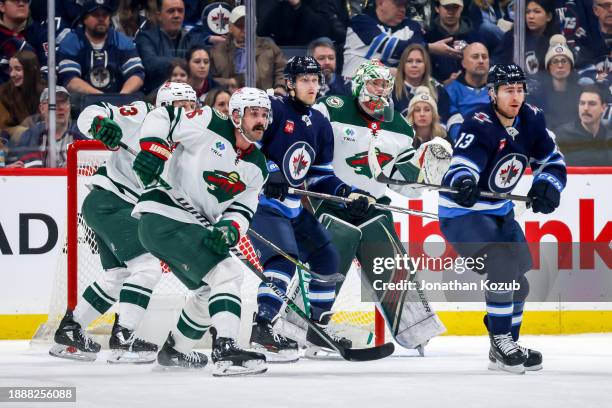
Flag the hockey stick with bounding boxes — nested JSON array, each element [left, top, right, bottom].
[[289, 188, 438, 220], [366, 134, 532, 203], [120, 142, 395, 361]]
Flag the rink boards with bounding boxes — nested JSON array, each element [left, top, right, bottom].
[[0, 168, 610, 339]]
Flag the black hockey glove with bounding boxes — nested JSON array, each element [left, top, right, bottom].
[[451, 175, 479, 207], [338, 185, 376, 218], [264, 171, 290, 201], [528, 180, 560, 214]]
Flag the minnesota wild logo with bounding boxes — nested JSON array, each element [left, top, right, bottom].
[[346, 149, 393, 177], [202, 170, 246, 202]]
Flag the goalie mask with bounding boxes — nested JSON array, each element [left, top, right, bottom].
[[229, 87, 271, 143], [352, 59, 395, 122], [156, 82, 198, 109]]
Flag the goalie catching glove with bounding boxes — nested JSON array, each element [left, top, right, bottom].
[[90, 116, 123, 149], [337, 185, 376, 218], [133, 137, 171, 186], [203, 220, 240, 255]]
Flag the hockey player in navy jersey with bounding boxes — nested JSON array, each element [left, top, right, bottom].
[[249, 56, 375, 362], [439, 64, 566, 374]]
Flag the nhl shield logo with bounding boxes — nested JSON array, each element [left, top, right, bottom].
[[282, 141, 315, 186], [488, 153, 528, 193], [284, 120, 295, 134]]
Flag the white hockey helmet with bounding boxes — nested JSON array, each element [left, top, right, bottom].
[[228, 87, 271, 129], [156, 82, 197, 108]]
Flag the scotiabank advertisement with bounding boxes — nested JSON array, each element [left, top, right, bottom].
[[0, 170, 610, 314]]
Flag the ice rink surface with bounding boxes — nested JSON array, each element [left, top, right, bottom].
[[0, 334, 610, 408]]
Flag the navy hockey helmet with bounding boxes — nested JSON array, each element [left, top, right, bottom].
[[487, 64, 527, 91], [283, 56, 325, 86]]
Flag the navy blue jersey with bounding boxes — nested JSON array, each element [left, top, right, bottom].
[[439, 103, 567, 218], [257, 96, 346, 218], [58, 27, 144, 93]]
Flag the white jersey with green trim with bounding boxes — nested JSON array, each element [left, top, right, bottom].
[[313, 95, 421, 199], [77, 101, 152, 204], [132, 106, 268, 237]]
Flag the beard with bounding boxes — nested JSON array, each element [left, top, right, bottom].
[[89, 25, 108, 40]]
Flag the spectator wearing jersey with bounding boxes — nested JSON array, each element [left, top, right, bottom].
[[405, 86, 448, 149], [258, 0, 330, 46], [426, 0, 485, 82], [493, 0, 559, 75], [210, 5, 287, 95], [57, 0, 145, 95], [467, 0, 514, 48], [8, 86, 87, 167], [445, 42, 490, 119], [186, 46, 218, 104], [392, 44, 450, 123], [342, 0, 462, 77], [528, 34, 582, 129], [203, 87, 231, 115], [0, 50, 44, 138], [555, 85, 612, 165], [307, 37, 351, 97], [136, 0, 212, 93]]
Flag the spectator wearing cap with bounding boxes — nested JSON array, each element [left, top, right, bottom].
[[342, 0, 463, 78], [425, 0, 485, 83], [57, 0, 145, 95], [210, 5, 287, 95], [528, 34, 582, 129], [554, 85, 612, 165], [445, 42, 490, 130], [0, 50, 45, 138], [493, 0, 559, 75], [405, 86, 448, 148], [307, 37, 351, 97], [8, 86, 87, 167], [257, 0, 331, 46], [135, 0, 213, 93]]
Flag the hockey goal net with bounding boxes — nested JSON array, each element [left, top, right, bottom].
[[33, 140, 383, 349]]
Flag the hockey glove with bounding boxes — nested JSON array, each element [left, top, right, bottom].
[[133, 138, 171, 186], [90, 116, 122, 149], [528, 180, 560, 214], [451, 175, 479, 207], [338, 185, 376, 218], [203, 220, 240, 255], [264, 170, 290, 201]]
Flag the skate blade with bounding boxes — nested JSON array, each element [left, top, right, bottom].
[[250, 344, 299, 364], [525, 363, 543, 371], [416, 344, 425, 357], [153, 363, 206, 372], [49, 344, 97, 362], [107, 350, 157, 364], [303, 346, 342, 360], [212, 360, 268, 377], [489, 359, 525, 374]]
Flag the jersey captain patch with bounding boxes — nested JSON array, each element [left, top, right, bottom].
[[203, 170, 246, 202], [488, 153, 528, 193], [282, 141, 314, 186]]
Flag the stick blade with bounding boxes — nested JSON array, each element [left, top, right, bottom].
[[342, 342, 395, 362]]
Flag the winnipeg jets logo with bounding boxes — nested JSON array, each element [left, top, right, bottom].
[[282, 142, 315, 186], [206, 5, 230, 35], [488, 153, 528, 193], [473, 112, 492, 124], [346, 149, 393, 177], [202, 170, 246, 202]]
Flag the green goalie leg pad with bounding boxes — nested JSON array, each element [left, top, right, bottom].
[[318, 212, 362, 293], [357, 213, 445, 348]]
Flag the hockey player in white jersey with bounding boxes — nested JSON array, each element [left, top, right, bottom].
[[312, 59, 448, 354], [131, 87, 270, 376], [49, 82, 197, 364]]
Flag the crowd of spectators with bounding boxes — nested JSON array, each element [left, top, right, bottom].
[[0, 0, 609, 168]]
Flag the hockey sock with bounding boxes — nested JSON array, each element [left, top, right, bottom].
[[486, 302, 513, 335], [308, 280, 336, 321], [173, 287, 212, 354], [118, 254, 162, 330], [511, 301, 524, 341], [257, 256, 295, 322], [74, 266, 130, 327]]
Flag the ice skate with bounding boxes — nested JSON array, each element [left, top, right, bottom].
[[107, 314, 158, 364], [49, 309, 101, 362], [250, 315, 299, 363], [156, 332, 208, 369], [211, 328, 267, 376]]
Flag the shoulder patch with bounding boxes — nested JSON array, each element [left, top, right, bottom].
[[525, 103, 542, 115], [326, 96, 344, 108], [472, 111, 493, 124]]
